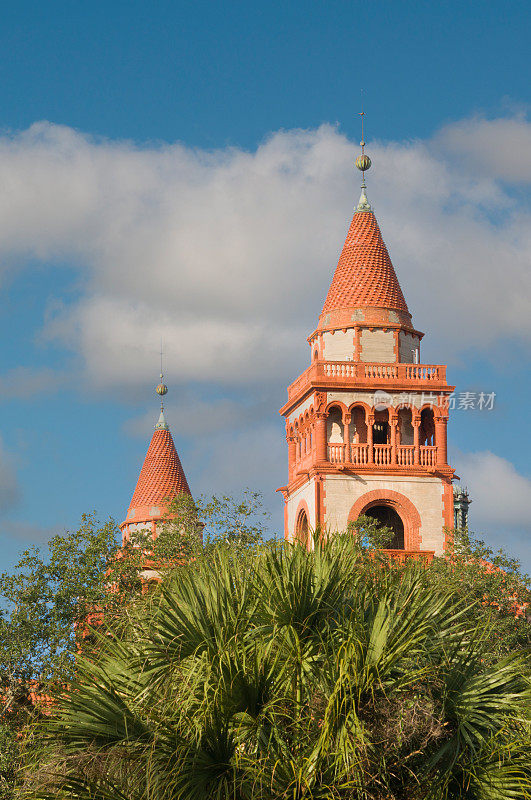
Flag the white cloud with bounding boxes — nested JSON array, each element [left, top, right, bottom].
[[435, 113, 531, 182], [0, 116, 527, 395], [454, 450, 531, 531]]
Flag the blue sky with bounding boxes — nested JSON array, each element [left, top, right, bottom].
[[0, 0, 530, 572]]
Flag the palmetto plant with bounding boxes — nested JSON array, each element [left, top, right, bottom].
[[31, 535, 531, 800]]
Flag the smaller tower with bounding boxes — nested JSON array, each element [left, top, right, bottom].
[[120, 373, 192, 546], [453, 485, 471, 530]]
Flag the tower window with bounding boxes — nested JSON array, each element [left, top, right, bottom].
[[327, 407, 343, 443]]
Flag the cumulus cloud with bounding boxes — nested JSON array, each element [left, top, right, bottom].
[[454, 450, 531, 530], [435, 113, 531, 182], [0, 115, 528, 397]]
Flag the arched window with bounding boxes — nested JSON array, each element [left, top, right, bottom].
[[350, 405, 367, 444], [398, 407, 414, 445], [373, 410, 389, 445], [420, 408, 435, 446], [313, 348, 319, 362], [326, 406, 343, 443]]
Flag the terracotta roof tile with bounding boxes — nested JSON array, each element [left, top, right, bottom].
[[128, 428, 191, 510], [322, 209, 408, 315]]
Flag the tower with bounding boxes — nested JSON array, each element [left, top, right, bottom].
[[453, 485, 471, 530], [120, 374, 192, 548], [278, 132, 455, 556]]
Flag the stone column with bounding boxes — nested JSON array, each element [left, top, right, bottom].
[[287, 435, 297, 479], [315, 412, 328, 463], [413, 415, 421, 466], [389, 411, 398, 464], [367, 412, 374, 464], [343, 412, 351, 462], [435, 415, 448, 466]]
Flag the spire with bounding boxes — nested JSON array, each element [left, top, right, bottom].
[[320, 209, 409, 317], [318, 110, 410, 326], [354, 104, 372, 212], [128, 422, 191, 510], [121, 363, 192, 535]]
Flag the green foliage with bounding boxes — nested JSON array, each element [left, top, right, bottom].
[[0, 722, 20, 799], [167, 488, 269, 552], [347, 514, 395, 550], [30, 536, 531, 800], [426, 527, 531, 658], [106, 490, 269, 593], [0, 513, 119, 692]]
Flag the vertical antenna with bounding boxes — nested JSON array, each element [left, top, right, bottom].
[[155, 338, 168, 413], [355, 92, 372, 211], [360, 89, 365, 157]]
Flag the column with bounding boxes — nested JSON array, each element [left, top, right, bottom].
[[367, 412, 374, 464], [315, 412, 328, 463], [343, 413, 351, 462], [434, 415, 448, 466], [354, 326, 361, 361], [287, 435, 297, 479], [389, 412, 398, 464], [413, 415, 420, 466]]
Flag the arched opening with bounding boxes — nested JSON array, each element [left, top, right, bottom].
[[313, 348, 319, 362], [365, 504, 404, 550], [326, 406, 343, 443], [398, 407, 414, 445], [350, 405, 367, 444], [373, 409, 389, 444], [420, 408, 435, 446], [296, 509, 309, 546]]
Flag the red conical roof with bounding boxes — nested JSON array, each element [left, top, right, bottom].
[[321, 207, 409, 317], [128, 426, 191, 512]]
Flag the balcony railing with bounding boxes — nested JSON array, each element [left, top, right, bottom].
[[286, 360, 448, 403], [323, 361, 444, 381], [382, 549, 435, 564], [326, 443, 438, 467]]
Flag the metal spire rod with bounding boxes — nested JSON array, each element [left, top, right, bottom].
[[156, 338, 168, 413]]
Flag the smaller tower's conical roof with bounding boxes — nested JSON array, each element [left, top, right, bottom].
[[121, 376, 192, 538], [128, 424, 191, 512]]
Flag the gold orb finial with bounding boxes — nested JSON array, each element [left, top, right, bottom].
[[355, 153, 372, 172]]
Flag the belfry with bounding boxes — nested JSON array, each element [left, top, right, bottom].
[[279, 135, 455, 556]]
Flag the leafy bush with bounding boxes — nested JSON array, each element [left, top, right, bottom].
[[30, 535, 531, 800]]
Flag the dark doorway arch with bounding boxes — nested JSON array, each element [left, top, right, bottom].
[[365, 504, 404, 550]]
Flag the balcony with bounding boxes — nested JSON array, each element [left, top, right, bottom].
[[286, 360, 449, 405], [327, 443, 438, 468], [381, 549, 435, 564]]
